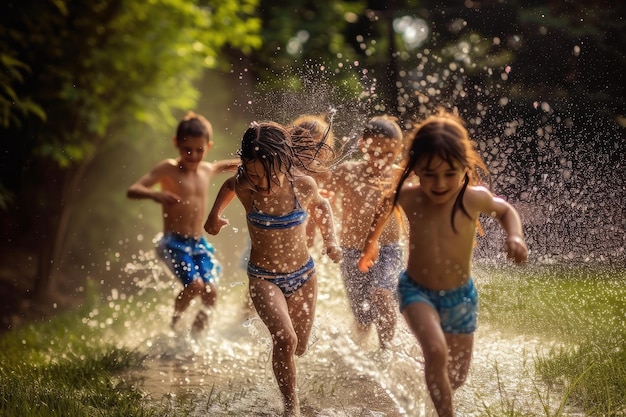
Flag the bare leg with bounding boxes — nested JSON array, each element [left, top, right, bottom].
[[189, 282, 217, 332], [372, 288, 397, 349], [446, 333, 473, 390], [403, 302, 454, 417], [249, 277, 304, 417], [172, 279, 206, 328], [287, 276, 317, 356]]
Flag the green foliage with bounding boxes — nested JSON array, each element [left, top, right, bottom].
[[0, 0, 261, 168], [249, 1, 366, 93], [0, 0, 261, 296], [0, 53, 46, 128]]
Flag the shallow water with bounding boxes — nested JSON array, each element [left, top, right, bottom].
[[125, 254, 583, 417]]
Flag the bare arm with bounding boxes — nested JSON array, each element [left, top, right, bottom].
[[204, 176, 237, 235], [357, 191, 396, 272], [126, 160, 180, 204], [304, 179, 342, 263], [210, 158, 240, 174], [495, 199, 528, 264], [471, 186, 528, 264]]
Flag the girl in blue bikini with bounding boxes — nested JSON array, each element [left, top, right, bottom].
[[205, 121, 342, 417]]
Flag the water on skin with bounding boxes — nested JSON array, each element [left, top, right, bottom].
[[122, 252, 581, 417], [119, 54, 623, 416]]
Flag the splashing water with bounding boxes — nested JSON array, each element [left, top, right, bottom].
[[110, 250, 588, 417], [109, 54, 623, 415], [235, 58, 624, 266]]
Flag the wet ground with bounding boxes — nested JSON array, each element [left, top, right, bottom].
[[127, 256, 583, 417]]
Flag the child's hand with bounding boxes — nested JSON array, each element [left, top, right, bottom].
[[204, 216, 228, 235], [505, 236, 528, 264], [324, 244, 343, 263], [358, 242, 379, 273], [155, 190, 181, 205]]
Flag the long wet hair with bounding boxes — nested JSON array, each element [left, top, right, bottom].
[[289, 113, 336, 174], [237, 121, 297, 193], [395, 111, 489, 232]]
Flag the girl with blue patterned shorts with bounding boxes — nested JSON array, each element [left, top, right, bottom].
[[359, 111, 528, 417]]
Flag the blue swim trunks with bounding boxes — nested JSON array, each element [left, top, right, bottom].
[[341, 244, 404, 325], [156, 232, 222, 286], [247, 257, 315, 298], [397, 271, 478, 334]]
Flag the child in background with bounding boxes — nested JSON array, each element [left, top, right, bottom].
[[358, 111, 528, 417], [127, 111, 239, 333], [328, 115, 406, 349], [204, 121, 342, 417], [290, 113, 336, 247]]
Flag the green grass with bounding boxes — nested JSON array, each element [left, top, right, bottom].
[[1, 265, 624, 416], [478, 263, 626, 416], [0, 284, 193, 417]]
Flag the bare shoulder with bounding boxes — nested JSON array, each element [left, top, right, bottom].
[[150, 158, 179, 175], [294, 174, 318, 193], [397, 182, 422, 208], [464, 185, 508, 214], [294, 175, 322, 205], [332, 161, 364, 185]]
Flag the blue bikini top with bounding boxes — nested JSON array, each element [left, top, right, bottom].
[[246, 185, 307, 230]]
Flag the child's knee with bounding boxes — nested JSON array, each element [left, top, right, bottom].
[[422, 343, 449, 369], [274, 329, 298, 354], [201, 283, 217, 305]]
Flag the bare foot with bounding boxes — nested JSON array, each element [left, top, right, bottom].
[[191, 310, 209, 333]]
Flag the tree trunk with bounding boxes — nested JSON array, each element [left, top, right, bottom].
[[32, 146, 98, 301]]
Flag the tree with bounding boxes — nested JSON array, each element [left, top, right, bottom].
[[0, 0, 261, 301]]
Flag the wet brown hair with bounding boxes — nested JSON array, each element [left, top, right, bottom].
[[290, 113, 336, 174], [395, 111, 489, 232], [237, 121, 295, 193], [175, 111, 213, 143]]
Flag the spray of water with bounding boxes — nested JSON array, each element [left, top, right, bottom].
[[101, 47, 625, 416]]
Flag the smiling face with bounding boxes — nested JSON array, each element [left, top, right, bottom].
[[176, 135, 211, 166], [414, 155, 468, 204]]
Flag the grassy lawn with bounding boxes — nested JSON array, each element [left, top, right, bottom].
[[1, 265, 624, 416], [0, 286, 193, 417], [478, 263, 626, 416]]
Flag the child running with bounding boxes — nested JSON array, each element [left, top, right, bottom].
[[358, 111, 528, 417], [290, 113, 336, 247], [328, 115, 406, 349], [204, 121, 342, 417], [127, 111, 239, 333]]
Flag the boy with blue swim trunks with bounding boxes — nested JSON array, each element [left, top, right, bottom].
[[359, 111, 528, 417], [127, 111, 239, 332], [328, 115, 407, 349]]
